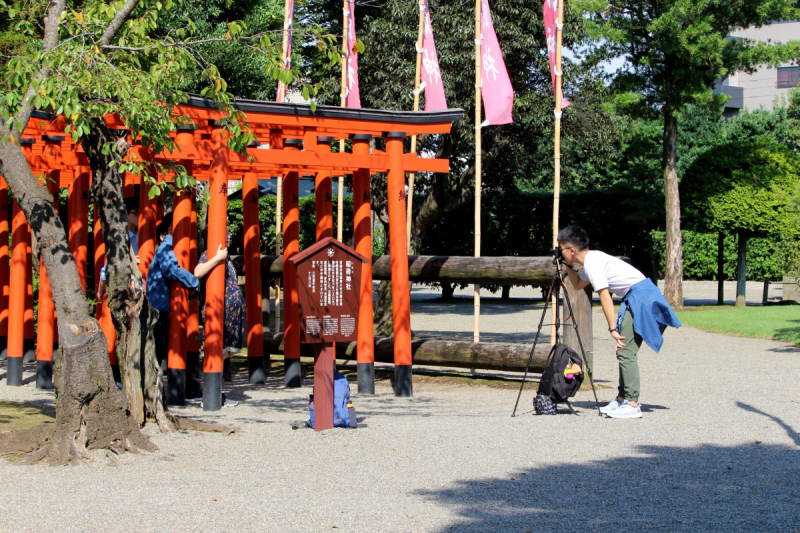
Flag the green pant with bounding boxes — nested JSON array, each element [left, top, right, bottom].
[[617, 308, 644, 402]]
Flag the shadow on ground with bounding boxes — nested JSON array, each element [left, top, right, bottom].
[[737, 401, 800, 446], [416, 440, 800, 532], [774, 319, 800, 347]]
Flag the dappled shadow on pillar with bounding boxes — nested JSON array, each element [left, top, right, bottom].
[[416, 443, 800, 532]]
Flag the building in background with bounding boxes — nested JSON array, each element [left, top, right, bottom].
[[715, 20, 800, 117]]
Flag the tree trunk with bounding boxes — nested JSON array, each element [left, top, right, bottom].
[[662, 110, 684, 309], [0, 135, 156, 465], [717, 232, 725, 305], [373, 280, 394, 337], [82, 123, 227, 438], [646, 231, 659, 282], [501, 285, 511, 299], [82, 122, 171, 430], [441, 282, 455, 299], [736, 233, 747, 307]]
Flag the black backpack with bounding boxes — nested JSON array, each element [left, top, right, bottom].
[[534, 343, 584, 414]]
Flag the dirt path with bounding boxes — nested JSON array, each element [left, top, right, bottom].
[[0, 281, 797, 532]]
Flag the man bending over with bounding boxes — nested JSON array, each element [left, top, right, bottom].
[[557, 226, 681, 419]]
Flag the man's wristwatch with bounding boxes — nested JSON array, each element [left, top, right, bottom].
[[608, 327, 619, 333]]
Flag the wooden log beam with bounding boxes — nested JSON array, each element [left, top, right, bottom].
[[262, 333, 550, 373], [259, 255, 558, 286]]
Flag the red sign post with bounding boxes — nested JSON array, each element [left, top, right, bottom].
[[288, 237, 368, 431]]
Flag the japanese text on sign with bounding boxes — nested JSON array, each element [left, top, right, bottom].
[[291, 237, 366, 344]]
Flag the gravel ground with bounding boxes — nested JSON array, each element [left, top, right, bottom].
[[1, 281, 798, 533]]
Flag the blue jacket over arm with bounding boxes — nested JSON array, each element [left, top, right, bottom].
[[616, 278, 682, 353], [146, 235, 199, 313]]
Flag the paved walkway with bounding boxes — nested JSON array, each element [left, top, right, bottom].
[[1, 281, 798, 532]]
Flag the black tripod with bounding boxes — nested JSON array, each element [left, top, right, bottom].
[[512, 251, 600, 417]]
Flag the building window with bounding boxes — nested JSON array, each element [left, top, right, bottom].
[[777, 66, 800, 89]]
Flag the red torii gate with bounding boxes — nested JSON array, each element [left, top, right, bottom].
[[3, 98, 462, 410]]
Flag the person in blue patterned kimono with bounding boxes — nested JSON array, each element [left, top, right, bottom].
[[195, 230, 245, 382]]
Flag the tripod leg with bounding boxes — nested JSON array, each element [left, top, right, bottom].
[[511, 274, 558, 417]]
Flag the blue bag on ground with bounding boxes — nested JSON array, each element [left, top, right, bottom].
[[309, 372, 350, 429]]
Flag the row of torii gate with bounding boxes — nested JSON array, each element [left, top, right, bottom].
[[2, 96, 462, 410]]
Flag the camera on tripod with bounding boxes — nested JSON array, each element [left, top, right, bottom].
[[511, 242, 600, 416]]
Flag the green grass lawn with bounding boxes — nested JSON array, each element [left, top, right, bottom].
[[0, 401, 55, 431], [676, 305, 800, 345]]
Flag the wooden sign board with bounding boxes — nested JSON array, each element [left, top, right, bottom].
[[288, 237, 369, 344]]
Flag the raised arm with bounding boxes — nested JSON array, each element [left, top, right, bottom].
[[163, 250, 199, 290], [194, 245, 227, 279], [564, 263, 590, 292]]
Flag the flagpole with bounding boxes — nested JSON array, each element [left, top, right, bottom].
[[278, 0, 292, 102], [275, 0, 291, 333], [406, 0, 426, 254], [551, 0, 564, 346], [474, 0, 482, 344], [275, 175, 283, 332], [338, 0, 350, 243]]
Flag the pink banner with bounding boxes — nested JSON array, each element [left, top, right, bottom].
[[543, 0, 570, 108], [421, 0, 447, 111], [480, 0, 513, 125], [344, 0, 361, 108], [276, 0, 295, 102]]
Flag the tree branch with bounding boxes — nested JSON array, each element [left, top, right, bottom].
[[99, 0, 142, 46], [411, 131, 510, 241], [99, 30, 317, 51], [14, 0, 67, 132]]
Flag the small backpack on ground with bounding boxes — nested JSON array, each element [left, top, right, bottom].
[[534, 343, 585, 415], [309, 372, 352, 429]]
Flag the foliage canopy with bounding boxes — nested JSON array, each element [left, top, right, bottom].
[[681, 141, 800, 238]]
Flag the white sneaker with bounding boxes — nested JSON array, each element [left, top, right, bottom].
[[605, 400, 642, 419], [599, 398, 622, 414]]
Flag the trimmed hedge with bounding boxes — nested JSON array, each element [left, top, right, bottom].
[[681, 141, 800, 237], [418, 189, 789, 281], [650, 230, 793, 280], [419, 188, 660, 279], [225, 190, 790, 281]]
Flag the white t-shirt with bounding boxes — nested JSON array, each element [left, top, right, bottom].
[[578, 250, 645, 297]]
